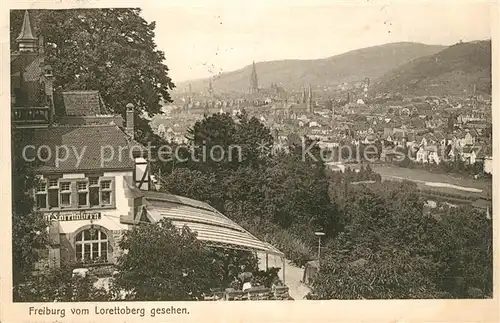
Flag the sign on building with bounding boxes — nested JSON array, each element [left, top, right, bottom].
[[44, 211, 102, 222]]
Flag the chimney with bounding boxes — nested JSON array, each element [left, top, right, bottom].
[[126, 103, 135, 139], [44, 65, 54, 124], [38, 35, 44, 54]]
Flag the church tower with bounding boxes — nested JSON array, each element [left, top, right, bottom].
[[16, 10, 38, 52], [301, 87, 307, 104], [307, 84, 313, 113], [208, 77, 213, 95], [249, 61, 258, 93]]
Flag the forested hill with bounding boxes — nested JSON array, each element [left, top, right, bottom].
[[372, 40, 492, 96], [179, 42, 445, 92]]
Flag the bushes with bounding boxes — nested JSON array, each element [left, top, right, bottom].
[[239, 219, 314, 268], [14, 266, 110, 302], [267, 229, 314, 268]]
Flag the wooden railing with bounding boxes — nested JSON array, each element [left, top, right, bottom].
[[12, 106, 50, 127]]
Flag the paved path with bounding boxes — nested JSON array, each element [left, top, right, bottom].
[[283, 260, 311, 300], [257, 253, 311, 300]]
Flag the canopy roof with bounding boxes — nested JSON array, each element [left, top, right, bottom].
[[135, 190, 284, 257]]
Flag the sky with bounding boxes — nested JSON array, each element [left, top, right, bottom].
[[140, 1, 493, 83]]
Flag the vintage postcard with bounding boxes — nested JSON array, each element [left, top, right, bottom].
[[1, 0, 498, 322]]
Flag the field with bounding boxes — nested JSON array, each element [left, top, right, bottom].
[[371, 165, 492, 199]]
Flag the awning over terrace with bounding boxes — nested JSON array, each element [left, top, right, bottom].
[[132, 190, 284, 257]]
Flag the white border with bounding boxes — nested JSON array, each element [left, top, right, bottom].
[[1, 1, 498, 322]]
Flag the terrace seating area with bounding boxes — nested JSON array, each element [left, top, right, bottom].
[[203, 285, 291, 301]]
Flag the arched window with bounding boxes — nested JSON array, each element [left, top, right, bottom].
[[75, 227, 108, 263]]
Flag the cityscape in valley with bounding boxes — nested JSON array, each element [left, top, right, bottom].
[[10, 6, 492, 308]]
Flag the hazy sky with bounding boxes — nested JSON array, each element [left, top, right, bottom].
[[140, 1, 492, 83]]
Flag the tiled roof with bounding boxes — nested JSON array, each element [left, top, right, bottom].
[[20, 124, 140, 173], [23, 55, 44, 82], [10, 54, 44, 82], [62, 91, 102, 116]]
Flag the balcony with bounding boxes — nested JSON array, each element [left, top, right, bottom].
[[12, 106, 50, 128]]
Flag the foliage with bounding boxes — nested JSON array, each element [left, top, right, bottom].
[[312, 176, 493, 299], [268, 229, 314, 268], [430, 206, 493, 298], [159, 113, 338, 266], [252, 267, 281, 288], [113, 218, 220, 301], [12, 130, 49, 287], [396, 155, 485, 178], [161, 168, 224, 209], [13, 266, 110, 302]]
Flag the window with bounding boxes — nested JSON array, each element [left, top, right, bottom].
[[36, 194, 47, 209], [77, 181, 88, 207], [59, 182, 71, 206], [47, 179, 59, 208], [48, 179, 58, 188], [100, 180, 112, 205], [36, 180, 46, 192], [34, 176, 114, 210], [35, 179, 47, 209], [75, 228, 108, 263]]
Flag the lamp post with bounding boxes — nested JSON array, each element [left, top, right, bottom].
[[314, 231, 325, 261]]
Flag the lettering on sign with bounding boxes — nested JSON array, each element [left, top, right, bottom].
[[44, 211, 102, 222]]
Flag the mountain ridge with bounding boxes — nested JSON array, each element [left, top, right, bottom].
[[373, 40, 492, 96], [177, 42, 446, 93]]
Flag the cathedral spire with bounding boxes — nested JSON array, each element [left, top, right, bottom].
[[307, 85, 313, 113], [16, 10, 38, 52], [250, 61, 258, 93]]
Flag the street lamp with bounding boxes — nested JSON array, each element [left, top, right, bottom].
[[314, 231, 325, 260]]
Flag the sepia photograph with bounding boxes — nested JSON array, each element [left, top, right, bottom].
[[3, 0, 497, 320]]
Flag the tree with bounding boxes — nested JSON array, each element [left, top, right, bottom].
[[312, 178, 493, 299], [161, 168, 225, 211], [14, 265, 110, 302], [12, 130, 49, 288], [185, 112, 273, 173], [10, 9, 175, 144], [431, 206, 493, 298], [311, 182, 444, 299], [113, 219, 221, 301]]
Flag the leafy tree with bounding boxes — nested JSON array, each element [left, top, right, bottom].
[[12, 130, 49, 288], [10, 9, 175, 144], [312, 178, 493, 299], [160, 113, 340, 266], [311, 182, 443, 298], [14, 265, 109, 302], [161, 168, 226, 211], [113, 219, 221, 301], [431, 206, 493, 298], [185, 112, 273, 173]]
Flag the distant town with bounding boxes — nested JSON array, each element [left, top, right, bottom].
[[157, 57, 492, 176]]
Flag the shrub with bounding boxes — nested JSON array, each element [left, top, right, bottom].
[[268, 229, 314, 267]]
